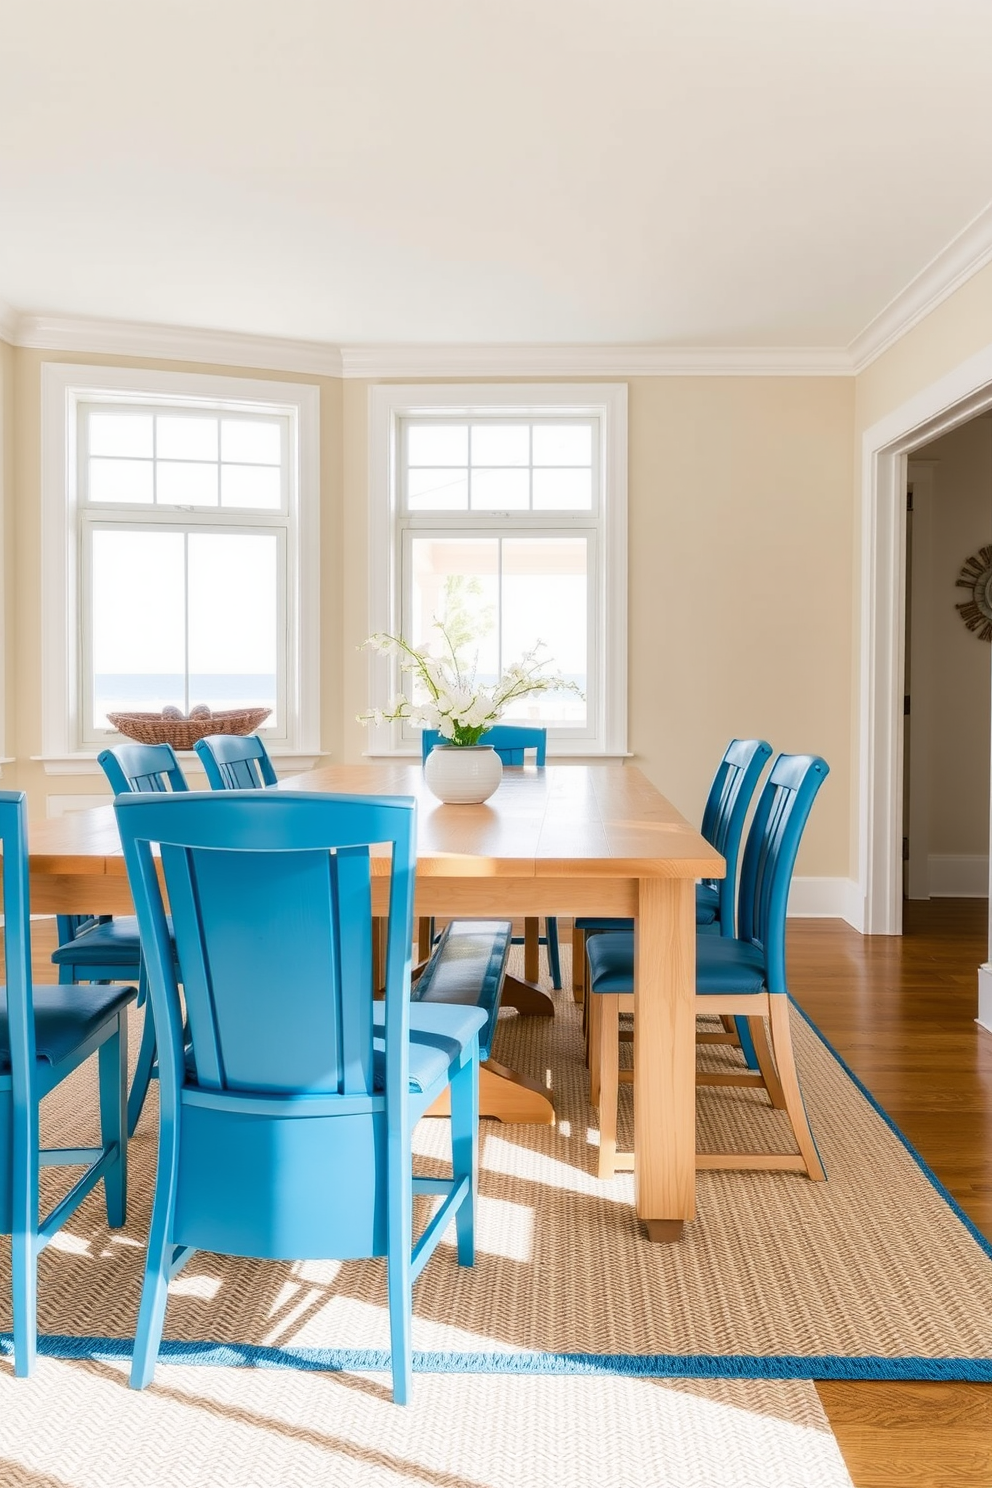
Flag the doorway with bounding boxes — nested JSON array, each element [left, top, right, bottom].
[[860, 348, 992, 939], [904, 424, 992, 909]]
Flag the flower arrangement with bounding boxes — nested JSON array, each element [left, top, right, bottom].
[[359, 624, 581, 746]]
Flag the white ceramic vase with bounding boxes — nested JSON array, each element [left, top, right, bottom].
[[423, 744, 503, 804]]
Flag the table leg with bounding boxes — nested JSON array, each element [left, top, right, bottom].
[[634, 876, 695, 1241]]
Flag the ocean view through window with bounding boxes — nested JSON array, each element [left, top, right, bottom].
[[40, 365, 319, 766]]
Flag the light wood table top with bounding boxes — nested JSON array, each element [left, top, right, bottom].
[[28, 761, 722, 1241]]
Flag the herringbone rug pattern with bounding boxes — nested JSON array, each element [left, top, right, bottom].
[[3, 936, 987, 1485], [7, 947, 992, 1365]]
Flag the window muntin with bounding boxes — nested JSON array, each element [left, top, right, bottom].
[[397, 414, 601, 741], [404, 419, 595, 513], [81, 405, 286, 511], [76, 397, 294, 749], [367, 382, 626, 759]]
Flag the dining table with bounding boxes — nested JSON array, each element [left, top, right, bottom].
[[27, 760, 723, 1242]]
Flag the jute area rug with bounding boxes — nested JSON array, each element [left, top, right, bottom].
[[12, 930, 992, 1485]]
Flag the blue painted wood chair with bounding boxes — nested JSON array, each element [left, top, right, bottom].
[[114, 789, 485, 1401], [574, 737, 772, 1068], [421, 725, 562, 989], [585, 754, 830, 1181], [193, 732, 278, 790], [573, 737, 773, 955], [0, 790, 135, 1376], [52, 743, 189, 1136]]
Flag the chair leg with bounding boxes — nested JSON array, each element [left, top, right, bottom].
[[127, 972, 158, 1138], [130, 1111, 181, 1389], [449, 1046, 478, 1268], [10, 1087, 39, 1378], [386, 1161, 414, 1405], [99, 1013, 128, 1227], [596, 994, 621, 1179], [734, 1016, 761, 1070], [748, 1015, 787, 1110], [768, 997, 826, 1181], [587, 987, 603, 1100], [523, 919, 541, 983], [545, 917, 562, 990], [572, 927, 586, 1003]]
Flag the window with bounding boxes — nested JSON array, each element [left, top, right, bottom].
[[41, 366, 319, 768], [368, 384, 627, 755]]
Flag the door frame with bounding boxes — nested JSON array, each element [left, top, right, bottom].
[[861, 344, 992, 933]]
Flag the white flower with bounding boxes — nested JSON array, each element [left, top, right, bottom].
[[358, 621, 582, 745]]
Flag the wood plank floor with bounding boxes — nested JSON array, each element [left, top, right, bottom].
[[787, 900, 992, 1488], [23, 908, 992, 1485]]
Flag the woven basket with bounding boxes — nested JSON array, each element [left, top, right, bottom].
[[106, 707, 272, 751]]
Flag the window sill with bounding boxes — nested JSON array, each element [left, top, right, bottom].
[[32, 753, 324, 777], [362, 749, 634, 761]]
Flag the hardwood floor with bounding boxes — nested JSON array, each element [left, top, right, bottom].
[[22, 908, 992, 1484], [788, 901, 992, 1488]]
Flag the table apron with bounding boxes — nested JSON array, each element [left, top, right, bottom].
[[28, 872, 645, 920]]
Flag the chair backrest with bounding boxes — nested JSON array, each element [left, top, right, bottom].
[[737, 753, 830, 993], [421, 725, 547, 767], [114, 790, 417, 1105], [98, 742, 190, 795], [699, 738, 773, 934], [0, 792, 35, 1234], [194, 733, 278, 790]]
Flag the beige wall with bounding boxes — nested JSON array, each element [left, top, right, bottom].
[[342, 375, 855, 877], [911, 420, 992, 859], [1, 338, 12, 761]]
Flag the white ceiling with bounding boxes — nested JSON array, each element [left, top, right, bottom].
[[3, 0, 992, 354]]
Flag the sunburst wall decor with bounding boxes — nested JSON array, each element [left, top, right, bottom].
[[955, 545, 992, 641]]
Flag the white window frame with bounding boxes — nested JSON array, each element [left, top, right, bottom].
[[367, 383, 627, 756], [39, 364, 320, 773]]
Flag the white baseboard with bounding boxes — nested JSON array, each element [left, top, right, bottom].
[[977, 964, 992, 1034], [787, 877, 863, 930], [928, 854, 989, 898]]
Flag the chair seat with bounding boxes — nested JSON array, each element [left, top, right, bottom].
[[695, 936, 767, 995], [51, 916, 146, 966], [374, 1002, 487, 1093], [585, 928, 768, 998], [0, 982, 137, 1072], [585, 931, 635, 993]]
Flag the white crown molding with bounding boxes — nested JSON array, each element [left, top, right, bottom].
[[7, 194, 992, 381], [14, 313, 343, 378], [0, 298, 18, 345], [850, 199, 992, 372], [340, 343, 853, 378]]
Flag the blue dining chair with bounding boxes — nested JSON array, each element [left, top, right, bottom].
[[573, 737, 773, 950], [574, 737, 772, 1068], [193, 732, 278, 790], [114, 789, 485, 1401], [0, 790, 136, 1376], [421, 725, 562, 990], [52, 742, 189, 1137], [585, 754, 830, 1181]]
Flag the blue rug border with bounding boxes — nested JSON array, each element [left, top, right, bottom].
[[4, 999, 991, 1382], [788, 993, 992, 1265], [3, 1337, 992, 1382]]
